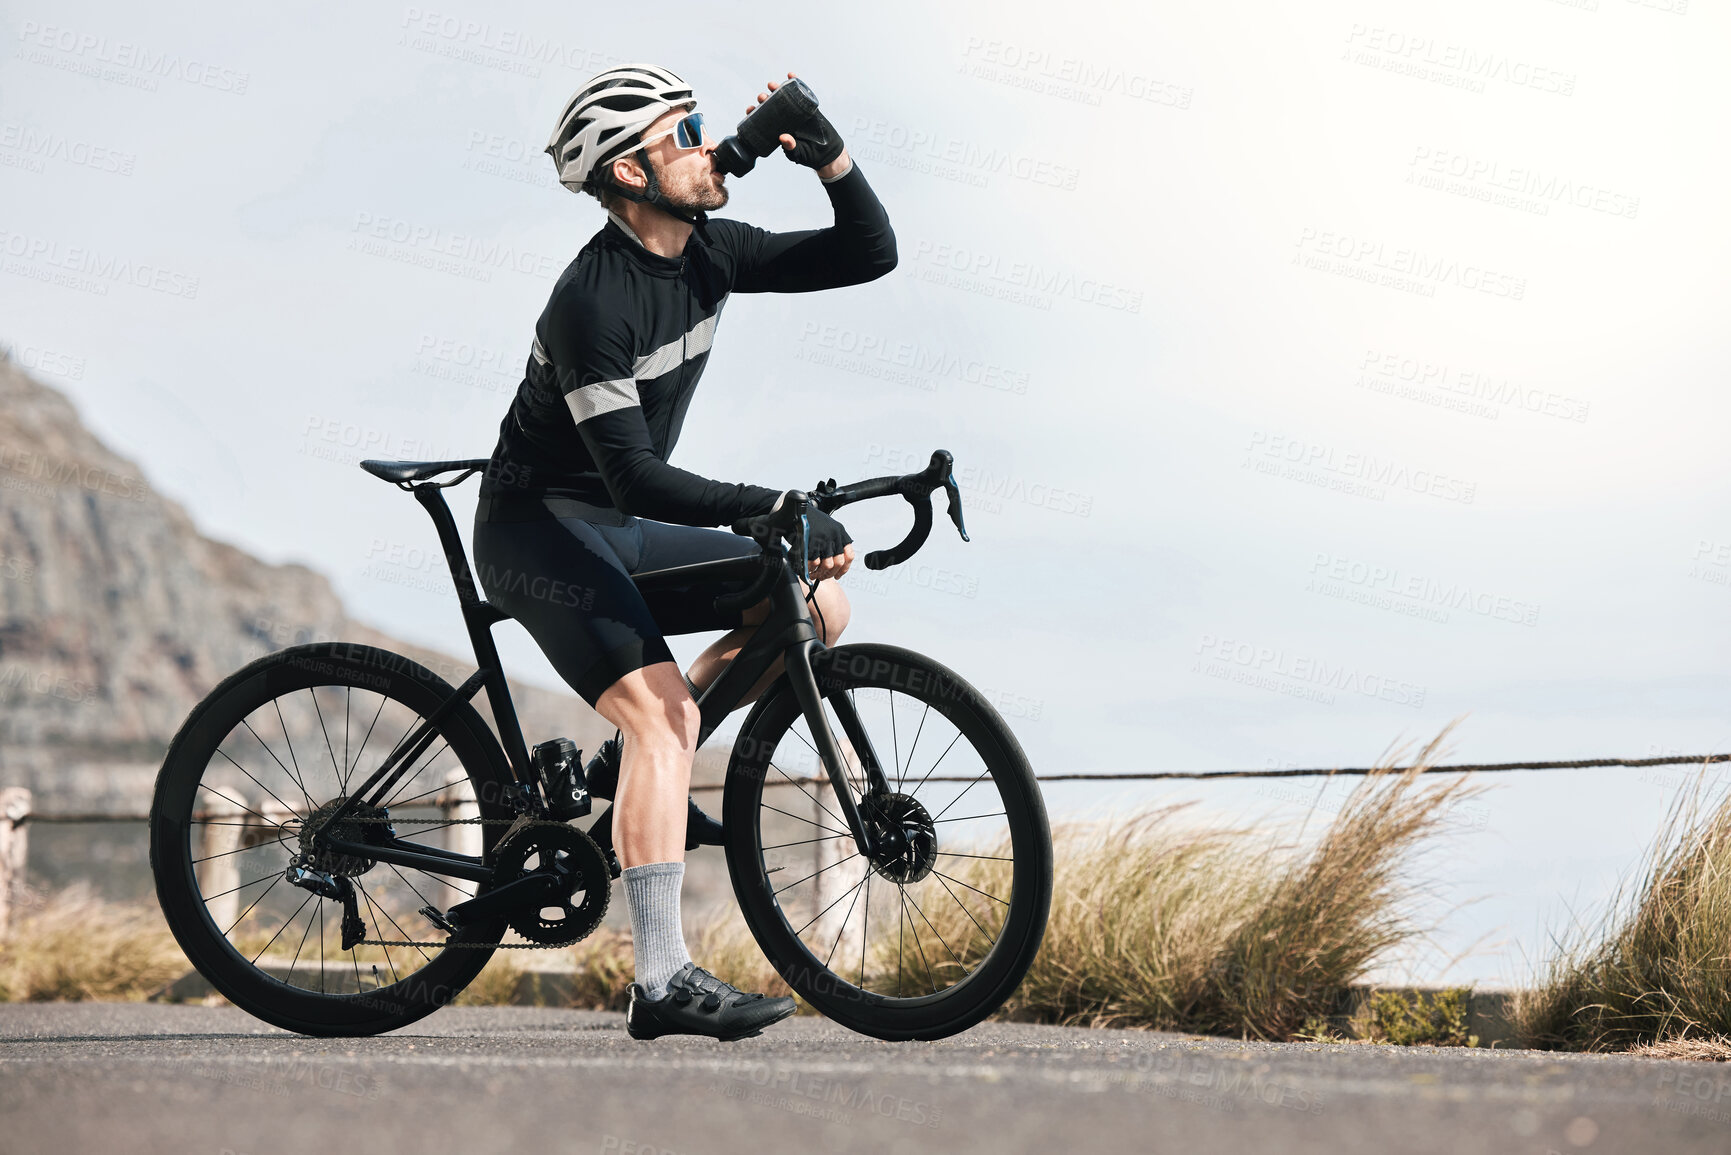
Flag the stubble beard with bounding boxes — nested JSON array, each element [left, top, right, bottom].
[[658, 158, 729, 213]]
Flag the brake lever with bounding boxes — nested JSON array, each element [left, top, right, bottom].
[[942, 470, 969, 542]]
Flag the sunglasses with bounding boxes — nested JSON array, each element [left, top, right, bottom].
[[638, 110, 706, 152]]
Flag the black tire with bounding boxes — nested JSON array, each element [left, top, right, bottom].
[[724, 643, 1052, 1041], [149, 643, 516, 1036]]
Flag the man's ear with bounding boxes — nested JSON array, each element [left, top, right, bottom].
[[611, 154, 646, 193]]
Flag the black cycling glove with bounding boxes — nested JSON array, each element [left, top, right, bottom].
[[781, 108, 845, 170], [801, 507, 852, 567]]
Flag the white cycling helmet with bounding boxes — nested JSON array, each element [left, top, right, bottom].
[[545, 63, 696, 195]]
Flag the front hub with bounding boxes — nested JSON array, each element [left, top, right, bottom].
[[863, 792, 937, 884]]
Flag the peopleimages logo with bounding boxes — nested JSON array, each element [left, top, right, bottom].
[[15, 20, 251, 94], [1293, 227, 1526, 301], [908, 238, 1143, 312], [0, 228, 200, 298], [1308, 552, 1541, 627], [1243, 431, 1478, 505], [1193, 633, 1427, 709]]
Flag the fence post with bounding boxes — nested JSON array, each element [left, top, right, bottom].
[[198, 794, 246, 935], [0, 787, 31, 939], [438, 767, 482, 908]]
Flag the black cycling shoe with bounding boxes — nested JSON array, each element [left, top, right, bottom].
[[625, 962, 796, 1041], [584, 735, 622, 800]]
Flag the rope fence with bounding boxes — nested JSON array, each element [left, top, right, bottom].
[[14, 752, 1724, 817], [3, 753, 1724, 935]]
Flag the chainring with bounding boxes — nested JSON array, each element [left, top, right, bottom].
[[491, 823, 611, 946]]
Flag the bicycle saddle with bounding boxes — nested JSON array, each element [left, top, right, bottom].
[[360, 458, 491, 484]]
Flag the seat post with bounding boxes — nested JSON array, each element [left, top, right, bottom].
[[410, 483, 535, 785]]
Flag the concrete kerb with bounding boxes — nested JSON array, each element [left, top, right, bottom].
[[151, 963, 1519, 1047]]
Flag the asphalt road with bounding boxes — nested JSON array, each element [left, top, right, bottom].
[[1, 1003, 1727, 1155]]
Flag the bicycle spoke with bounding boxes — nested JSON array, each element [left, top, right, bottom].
[[794, 869, 869, 938], [930, 767, 992, 821], [390, 859, 465, 907], [859, 871, 870, 989], [193, 841, 283, 866], [936, 850, 1013, 862], [250, 892, 315, 965], [783, 733, 852, 827], [223, 873, 284, 938], [310, 687, 343, 790], [824, 866, 868, 970], [343, 687, 351, 784], [379, 740, 452, 809], [762, 802, 850, 838], [890, 689, 901, 790], [214, 746, 304, 825], [935, 811, 1006, 823], [904, 887, 964, 970], [285, 897, 321, 982], [934, 871, 998, 950], [899, 888, 936, 995], [202, 872, 277, 904], [901, 703, 931, 789], [267, 701, 312, 807], [905, 730, 966, 801], [930, 868, 1010, 907], [261, 699, 316, 810], [775, 851, 863, 900], [346, 692, 390, 794], [383, 777, 456, 810], [761, 834, 843, 852]]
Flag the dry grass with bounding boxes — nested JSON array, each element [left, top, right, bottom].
[[0, 884, 189, 1002], [1628, 1037, 1731, 1062], [0, 735, 1476, 1039], [1514, 779, 1731, 1051], [921, 735, 1475, 1038], [560, 927, 636, 1011], [453, 951, 526, 1006]]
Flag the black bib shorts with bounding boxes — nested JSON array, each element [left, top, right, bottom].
[[472, 505, 759, 708]]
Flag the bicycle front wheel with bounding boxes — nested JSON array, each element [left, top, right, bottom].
[[724, 643, 1052, 1041], [149, 643, 517, 1036]]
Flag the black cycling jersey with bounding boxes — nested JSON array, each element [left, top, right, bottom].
[[477, 160, 897, 527]]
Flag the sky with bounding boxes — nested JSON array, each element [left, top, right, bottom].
[[3, 0, 1727, 984]]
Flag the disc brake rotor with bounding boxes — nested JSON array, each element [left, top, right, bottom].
[[865, 792, 938, 884]]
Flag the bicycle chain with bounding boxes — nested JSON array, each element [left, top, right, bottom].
[[297, 813, 605, 950]]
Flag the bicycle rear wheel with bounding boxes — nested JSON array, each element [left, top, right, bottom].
[[724, 643, 1052, 1041], [149, 643, 515, 1036]]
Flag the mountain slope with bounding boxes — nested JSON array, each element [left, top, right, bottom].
[[0, 354, 612, 812]]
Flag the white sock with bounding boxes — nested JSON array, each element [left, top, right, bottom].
[[622, 861, 693, 999]]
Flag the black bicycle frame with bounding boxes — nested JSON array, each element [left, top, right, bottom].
[[311, 480, 893, 878]]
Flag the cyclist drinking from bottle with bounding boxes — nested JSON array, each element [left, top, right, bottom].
[[471, 63, 897, 1040]]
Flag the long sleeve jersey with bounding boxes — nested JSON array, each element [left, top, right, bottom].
[[477, 160, 898, 525]]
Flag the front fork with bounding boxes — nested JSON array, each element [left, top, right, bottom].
[[783, 636, 891, 857]]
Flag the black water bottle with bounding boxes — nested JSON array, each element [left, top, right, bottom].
[[712, 76, 821, 177], [533, 737, 591, 820]]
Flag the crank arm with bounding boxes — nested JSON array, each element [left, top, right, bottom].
[[445, 871, 566, 927]]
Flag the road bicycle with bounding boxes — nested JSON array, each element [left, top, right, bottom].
[[149, 450, 1052, 1041]]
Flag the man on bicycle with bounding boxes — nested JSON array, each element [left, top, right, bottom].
[[472, 63, 897, 1040]]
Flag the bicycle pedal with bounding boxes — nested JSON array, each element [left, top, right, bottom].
[[419, 904, 457, 934]]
